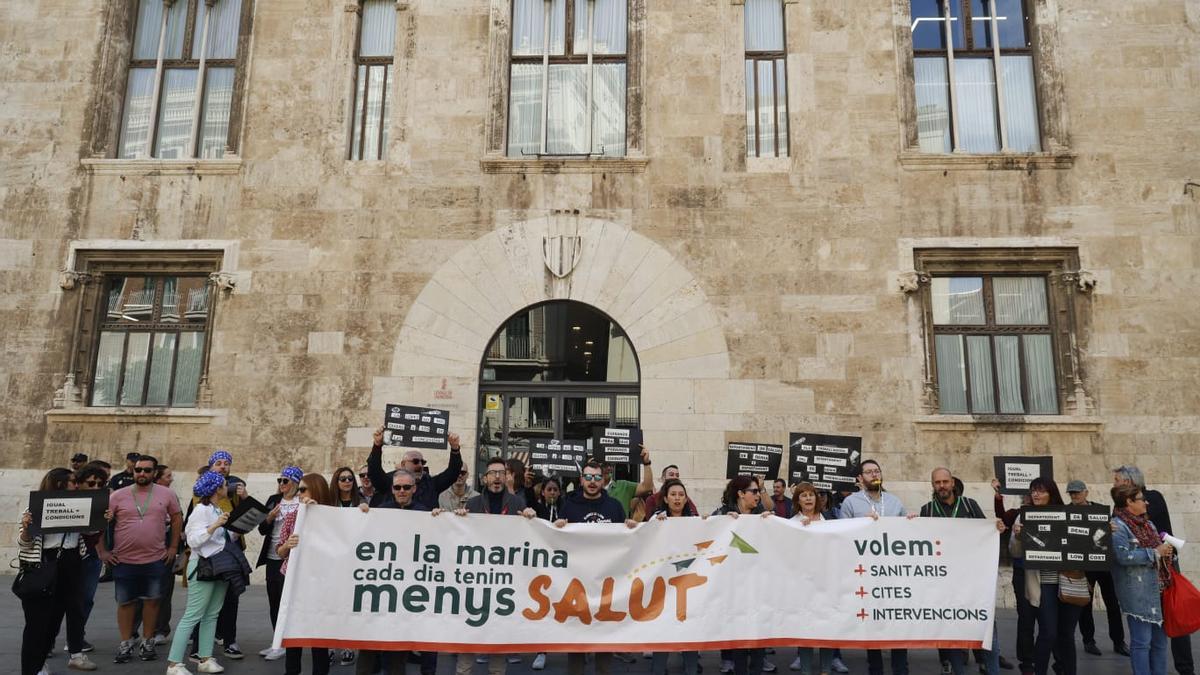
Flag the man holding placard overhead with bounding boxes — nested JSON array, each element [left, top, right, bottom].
[[368, 425, 463, 511]]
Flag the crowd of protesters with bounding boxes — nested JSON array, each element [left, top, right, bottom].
[[14, 433, 1193, 675]]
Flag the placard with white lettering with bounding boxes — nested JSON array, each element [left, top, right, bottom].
[[29, 489, 109, 535], [787, 433, 863, 492], [530, 440, 589, 477], [590, 428, 643, 465], [994, 456, 1053, 496], [725, 443, 783, 479], [1019, 504, 1112, 571], [383, 404, 449, 450]]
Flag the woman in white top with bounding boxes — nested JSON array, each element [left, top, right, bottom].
[[790, 483, 833, 675], [166, 472, 230, 675]]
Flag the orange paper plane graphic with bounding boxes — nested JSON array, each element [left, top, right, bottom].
[[708, 555, 728, 565], [695, 540, 714, 551]]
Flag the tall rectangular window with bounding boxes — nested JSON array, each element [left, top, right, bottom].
[[744, 0, 788, 158], [349, 0, 397, 160], [507, 0, 628, 158], [929, 275, 1057, 414], [909, 0, 1040, 153], [118, 0, 246, 160], [92, 275, 213, 407]]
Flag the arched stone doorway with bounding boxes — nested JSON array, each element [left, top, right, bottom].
[[373, 216, 731, 484]]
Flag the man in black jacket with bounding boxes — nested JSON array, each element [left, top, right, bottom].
[[920, 468, 1007, 675], [443, 456, 536, 675], [366, 426, 463, 509]]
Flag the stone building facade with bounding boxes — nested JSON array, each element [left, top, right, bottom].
[[1, 0, 1198, 578]]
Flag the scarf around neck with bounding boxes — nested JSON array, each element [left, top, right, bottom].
[[1116, 507, 1172, 590]]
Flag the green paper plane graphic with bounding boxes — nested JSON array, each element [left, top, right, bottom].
[[729, 533, 758, 554]]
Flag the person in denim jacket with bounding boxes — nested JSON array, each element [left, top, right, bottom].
[[1110, 484, 1176, 675]]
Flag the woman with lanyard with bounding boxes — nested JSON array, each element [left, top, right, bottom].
[[713, 476, 771, 675], [166, 471, 230, 675], [1010, 478, 1081, 675], [1110, 484, 1175, 675], [332, 467, 362, 508], [255, 465, 303, 661], [17, 468, 95, 675], [276, 473, 336, 675], [648, 479, 700, 675]]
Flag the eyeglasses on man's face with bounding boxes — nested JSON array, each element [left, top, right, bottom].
[[581, 474, 604, 482], [407, 458, 427, 466], [392, 484, 415, 492], [133, 467, 155, 474]]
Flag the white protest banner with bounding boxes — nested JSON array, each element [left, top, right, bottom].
[[274, 507, 998, 652]]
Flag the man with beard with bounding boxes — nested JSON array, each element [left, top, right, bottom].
[[840, 459, 910, 675], [554, 461, 636, 675], [444, 456, 536, 675], [920, 468, 1005, 675], [367, 426, 464, 509], [100, 455, 181, 664]]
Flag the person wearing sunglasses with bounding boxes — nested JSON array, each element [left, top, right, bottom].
[[356, 469, 433, 675], [70, 464, 111, 655], [1109, 484, 1175, 675], [357, 464, 376, 504], [711, 476, 770, 675], [366, 426, 464, 511], [253, 465, 304, 661], [102, 454, 182, 665], [332, 467, 363, 508]]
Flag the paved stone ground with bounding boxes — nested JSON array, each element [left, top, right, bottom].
[[3, 583, 1139, 675]]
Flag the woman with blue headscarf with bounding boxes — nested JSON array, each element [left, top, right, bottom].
[[166, 471, 229, 675]]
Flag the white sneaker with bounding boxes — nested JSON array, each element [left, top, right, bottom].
[[763, 660, 777, 672], [37, 664, 52, 675], [258, 647, 273, 657], [196, 658, 225, 674], [154, 634, 170, 646], [831, 656, 850, 673], [262, 648, 286, 661], [68, 654, 98, 671], [166, 664, 193, 675], [507, 655, 522, 664], [531, 653, 546, 671], [721, 659, 735, 674], [789, 656, 804, 671], [476, 655, 489, 664]]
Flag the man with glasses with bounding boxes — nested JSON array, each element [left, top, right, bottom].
[[840, 459, 911, 675], [439, 467, 479, 511], [367, 426, 464, 510], [358, 464, 377, 504], [100, 455, 181, 664], [554, 461, 635, 675], [356, 469, 433, 675]]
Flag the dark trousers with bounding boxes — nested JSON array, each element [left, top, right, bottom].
[[357, 650, 432, 675], [22, 549, 86, 675], [730, 648, 764, 675], [1034, 584, 1083, 675], [1013, 567, 1037, 671], [285, 646, 330, 675], [1079, 570, 1125, 647], [1173, 635, 1195, 675], [866, 649, 909, 675], [266, 558, 285, 628]]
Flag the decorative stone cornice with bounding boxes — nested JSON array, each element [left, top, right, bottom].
[[898, 151, 1076, 172], [81, 158, 243, 176], [480, 156, 649, 175]]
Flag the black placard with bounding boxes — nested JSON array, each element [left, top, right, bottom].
[[1020, 504, 1112, 571], [591, 428, 643, 465], [382, 404, 449, 450], [787, 432, 863, 492], [530, 439, 589, 477], [28, 490, 109, 535], [725, 443, 783, 479], [223, 496, 270, 535], [994, 456, 1054, 496]]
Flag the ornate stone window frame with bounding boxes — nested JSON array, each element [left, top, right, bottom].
[[51, 245, 236, 417], [906, 247, 1095, 419], [890, 0, 1075, 171], [479, 0, 648, 174]]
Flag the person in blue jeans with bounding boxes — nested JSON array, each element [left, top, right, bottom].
[[1110, 483, 1175, 675], [166, 471, 230, 675]]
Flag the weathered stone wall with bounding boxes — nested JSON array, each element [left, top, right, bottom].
[[1, 0, 1198, 585]]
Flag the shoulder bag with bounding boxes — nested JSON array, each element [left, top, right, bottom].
[[1058, 570, 1092, 607], [11, 549, 61, 600]]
